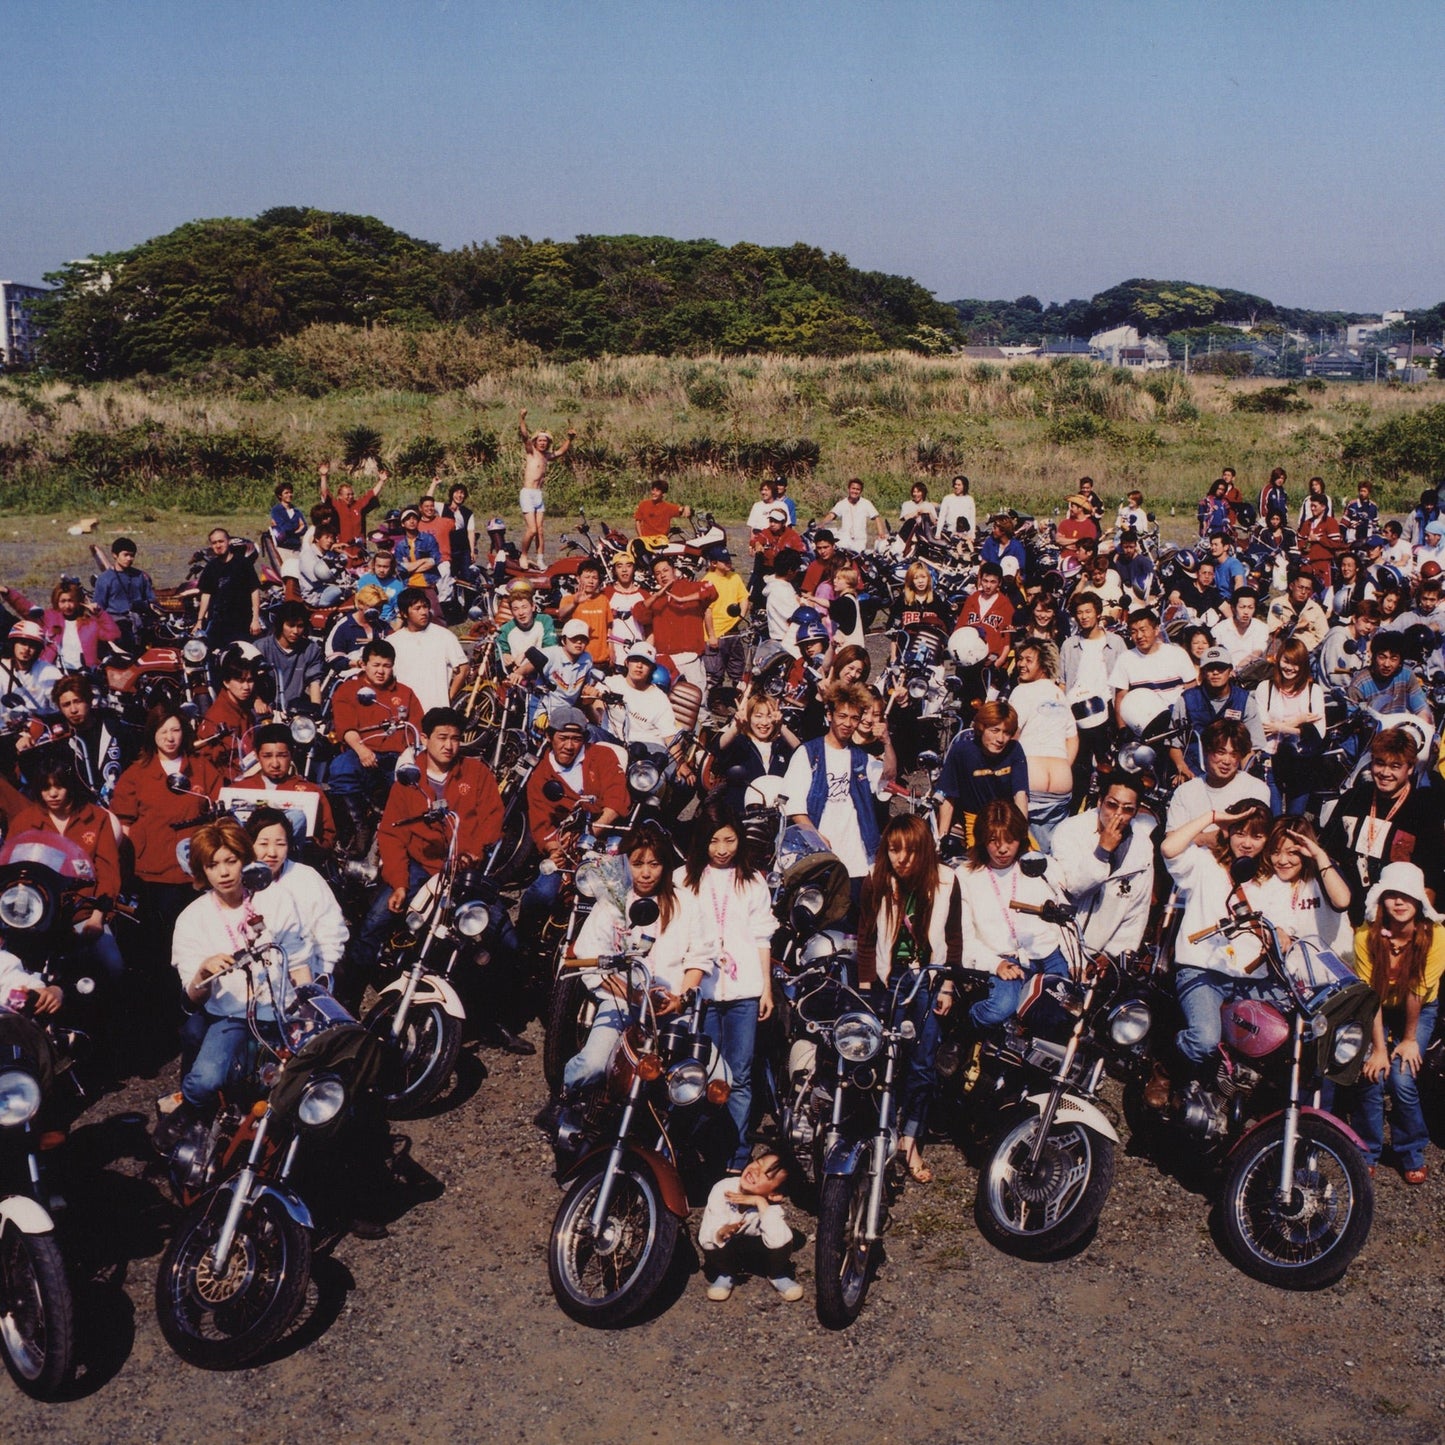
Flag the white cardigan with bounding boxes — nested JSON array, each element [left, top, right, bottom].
[[678, 865, 776, 1002], [956, 861, 1062, 972]]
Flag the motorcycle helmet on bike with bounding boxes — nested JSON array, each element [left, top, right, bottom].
[[1117, 688, 1174, 742], [791, 607, 829, 647], [947, 625, 989, 667]]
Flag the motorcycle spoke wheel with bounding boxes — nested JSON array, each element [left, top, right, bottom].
[[542, 973, 595, 1095], [365, 996, 463, 1119], [815, 1168, 876, 1329], [0, 1224, 74, 1398], [155, 1194, 311, 1369], [975, 1113, 1115, 1259], [1219, 1117, 1373, 1289], [548, 1162, 678, 1327]]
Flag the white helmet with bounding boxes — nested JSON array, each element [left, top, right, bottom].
[[1117, 688, 1170, 739], [948, 626, 989, 667]]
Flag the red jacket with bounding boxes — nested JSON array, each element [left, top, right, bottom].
[[377, 756, 503, 889], [111, 753, 224, 885], [634, 579, 717, 657], [198, 691, 263, 780], [752, 528, 806, 566], [230, 773, 338, 851], [0, 587, 120, 667], [330, 487, 379, 545], [332, 676, 421, 756], [525, 745, 630, 850], [8, 801, 122, 898]]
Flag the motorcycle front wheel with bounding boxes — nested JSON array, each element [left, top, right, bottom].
[[548, 1159, 679, 1327], [156, 1192, 311, 1368], [1218, 1116, 1373, 1289], [975, 1110, 1116, 1259], [542, 973, 595, 1095], [815, 1168, 878, 1329], [0, 1222, 74, 1398], [364, 994, 463, 1118]]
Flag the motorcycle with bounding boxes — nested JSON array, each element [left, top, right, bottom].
[[0, 1007, 74, 1398], [1120, 900, 1378, 1289], [154, 865, 381, 1367], [546, 898, 730, 1327]]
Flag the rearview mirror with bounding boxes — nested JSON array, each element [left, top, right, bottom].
[[165, 772, 191, 793], [242, 861, 274, 893], [541, 779, 566, 802], [355, 686, 376, 705], [1018, 852, 1049, 879], [395, 763, 421, 787], [628, 897, 660, 929]]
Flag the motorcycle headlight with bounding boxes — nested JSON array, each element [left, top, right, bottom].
[[627, 759, 662, 795], [1107, 999, 1152, 1048], [0, 883, 45, 931], [1330, 1021, 1365, 1069], [575, 860, 605, 900], [833, 1011, 883, 1063], [454, 901, 490, 938], [0, 1069, 41, 1126], [289, 716, 318, 745], [297, 1075, 346, 1128], [906, 675, 930, 700], [182, 638, 209, 664], [666, 1059, 708, 1107]]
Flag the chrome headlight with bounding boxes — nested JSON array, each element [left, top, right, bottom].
[[627, 759, 662, 795], [906, 675, 930, 700], [1330, 1021, 1365, 1069], [297, 1075, 346, 1128], [289, 716, 318, 745], [666, 1059, 708, 1107], [0, 1069, 41, 1126], [1107, 999, 1152, 1048], [575, 860, 605, 899], [182, 638, 209, 665], [0, 883, 45, 931], [454, 901, 490, 938], [833, 1011, 883, 1063]]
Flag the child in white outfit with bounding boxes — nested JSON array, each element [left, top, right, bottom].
[[697, 1153, 802, 1301]]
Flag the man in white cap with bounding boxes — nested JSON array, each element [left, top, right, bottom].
[[538, 618, 606, 723], [601, 640, 677, 749], [1, 620, 62, 713], [822, 478, 884, 553]]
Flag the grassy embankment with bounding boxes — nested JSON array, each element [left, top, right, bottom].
[[2, 352, 1441, 541]]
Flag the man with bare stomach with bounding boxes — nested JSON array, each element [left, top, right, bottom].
[[517, 409, 575, 567]]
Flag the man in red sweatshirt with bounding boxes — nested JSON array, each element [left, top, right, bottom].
[[633, 556, 716, 689]]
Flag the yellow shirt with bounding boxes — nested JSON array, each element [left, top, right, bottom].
[[707, 570, 750, 640], [1351, 922, 1445, 1003]]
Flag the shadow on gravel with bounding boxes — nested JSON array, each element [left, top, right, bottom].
[[621, 1231, 701, 1327], [251, 1255, 357, 1366], [398, 1048, 488, 1121]]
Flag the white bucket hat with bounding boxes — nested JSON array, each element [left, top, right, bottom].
[[1364, 861, 1441, 924]]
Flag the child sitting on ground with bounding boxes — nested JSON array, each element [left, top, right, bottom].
[[698, 1153, 803, 1302]]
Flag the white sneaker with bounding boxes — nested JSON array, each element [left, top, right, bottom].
[[706, 1275, 735, 1301], [769, 1276, 804, 1302]]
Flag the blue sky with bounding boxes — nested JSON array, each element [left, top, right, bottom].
[[4, 1, 1442, 311]]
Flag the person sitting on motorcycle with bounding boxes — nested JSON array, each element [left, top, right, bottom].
[[1153, 798, 1274, 1104], [52, 672, 132, 805], [517, 706, 630, 946], [780, 611, 831, 741], [299, 521, 346, 608], [160, 817, 319, 1150], [9, 760, 126, 989], [93, 536, 157, 649], [0, 578, 121, 672], [229, 723, 338, 853], [0, 620, 63, 715], [699, 1152, 802, 1303], [555, 559, 612, 666], [355, 548, 405, 626], [244, 806, 349, 984], [1316, 597, 1379, 691], [393, 505, 442, 601], [601, 640, 677, 751], [890, 562, 950, 644], [1242, 816, 1353, 960], [537, 619, 607, 725], [257, 601, 325, 712], [954, 564, 1014, 663], [1047, 775, 1154, 954], [633, 479, 691, 548], [1343, 861, 1443, 1185], [1345, 629, 1434, 723], [198, 648, 269, 780], [682, 801, 776, 1174], [1267, 569, 1330, 654], [959, 800, 1068, 1031], [1164, 717, 1270, 834], [325, 584, 386, 665], [328, 639, 421, 853], [711, 692, 799, 817], [604, 554, 647, 666], [496, 581, 558, 680], [935, 699, 1028, 849], [856, 815, 962, 1184]]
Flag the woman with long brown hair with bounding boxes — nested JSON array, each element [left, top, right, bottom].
[[1346, 862, 1444, 1182], [856, 815, 961, 1182], [1258, 637, 1324, 815]]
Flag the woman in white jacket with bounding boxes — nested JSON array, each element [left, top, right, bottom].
[[680, 802, 776, 1172], [855, 815, 962, 1183]]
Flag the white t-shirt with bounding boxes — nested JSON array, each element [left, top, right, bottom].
[[1257, 679, 1323, 757], [1109, 642, 1196, 710], [781, 742, 884, 879], [746, 501, 774, 532], [60, 620, 84, 671], [764, 576, 801, 650], [900, 500, 937, 524], [390, 624, 468, 713], [1165, 770, 1271, 834], [1243, 874, 1352, 957], [1010, 678, 1077, 760], [1215, 617, 1270, 666], [1169, 846, 1263, 975], [604, 681, 677, 748], [1071, 636, 1112, 704], [831, 496, 880, 552], [937, 493, 976, 537]]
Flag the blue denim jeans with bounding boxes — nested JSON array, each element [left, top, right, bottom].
[[1349, 1002, 1438, 1170], [563, 998, 627, 1093], [1027, 791, 1073, 854], [350, 860, 430, 978], [970, 948, 1070, 1028], [518, 868, 565, 944], [328, 747, 398, 799], [1174, 967, 1281, 1067], [702, 997, 760, 1170], [180, 1012, 254, 1109], [889, 970, 943, 1141]]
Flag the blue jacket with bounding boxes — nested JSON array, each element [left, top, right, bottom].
[[802, 736, 880, 865]]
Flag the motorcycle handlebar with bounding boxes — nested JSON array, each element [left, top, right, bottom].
[[1009, 899, 1077, 924]]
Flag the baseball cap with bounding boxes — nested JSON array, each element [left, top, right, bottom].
[[703, 545, 732, 563], [767, 506, 789, 524], [1365, 533, 1386, 549], [560, 618, 592, 640], [1200, 646, 1234, 670], [625, 639, 657, 664], [547, 705, 588, 734]]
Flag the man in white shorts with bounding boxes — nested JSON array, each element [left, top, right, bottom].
[[517, 409, 575, 567]]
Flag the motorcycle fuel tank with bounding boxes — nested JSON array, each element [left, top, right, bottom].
[[1220, 998, 1290, 1058]]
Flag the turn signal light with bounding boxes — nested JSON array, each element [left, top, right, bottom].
[[706, 1080, 731, 1106], [636, 1054, 663, 1082]]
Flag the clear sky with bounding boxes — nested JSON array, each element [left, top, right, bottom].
[[4, 0, 1442, 312]]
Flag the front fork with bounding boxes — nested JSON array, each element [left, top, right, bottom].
[[1277, 1017, 1306, 1200], [864, 1046, 900, 1243], [211, 1111, 272, 1274], [589, 1075, 643, 1236], [1026, 978, 1097, 1169]]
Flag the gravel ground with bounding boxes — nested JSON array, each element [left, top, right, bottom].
[[4, 518, 1445, 1443]]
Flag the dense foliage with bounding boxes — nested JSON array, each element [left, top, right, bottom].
[[34, 211, 962, 379]]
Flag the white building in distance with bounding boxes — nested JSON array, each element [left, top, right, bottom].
[[0, 281, 49, 366]]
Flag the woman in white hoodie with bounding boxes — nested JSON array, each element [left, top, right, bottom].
[[855, 815, 962, 1183], [681, 802, 776, 1172]]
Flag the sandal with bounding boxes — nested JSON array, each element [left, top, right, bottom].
[[1404, 1165, 1429, 1186], [905, 1149, 933, 1184]]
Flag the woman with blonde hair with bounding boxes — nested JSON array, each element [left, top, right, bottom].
[[826, 562, 866, 649], [711, 690, 799, 815]]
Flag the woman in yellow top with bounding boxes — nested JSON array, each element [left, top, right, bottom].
[[1349, 861, 1444, 1184]]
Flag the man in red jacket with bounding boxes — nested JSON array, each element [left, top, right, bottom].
[[229, 722, 338, 852], [633, 556, 716, 689]]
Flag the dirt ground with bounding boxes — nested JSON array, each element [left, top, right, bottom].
[[3, 513, 1445, 1444]]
